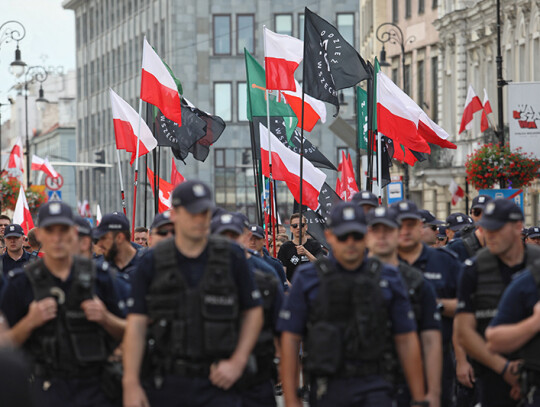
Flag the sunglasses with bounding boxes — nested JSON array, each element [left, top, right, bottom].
[[336, 232, 364, 242], [423, 225, 438, 231], [290, 223, 305, 229], [437, 236, 447, 241], [470, 208, 482, 217], [23, 246, 31, 250], [155, 228, 175, 237]]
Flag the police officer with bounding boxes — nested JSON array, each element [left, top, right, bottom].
[[469, 195, 492, 223], [366, 206, 442, 407], [0, 201, 125, 407], [248, 224, 288, 290], [2, 224, 31, 274], [455, 199, 533, 406], [352, 190, 379, 213], [123, 180, 263, 407], [394, 200, 462, 407], [434, 227, 448, 248], [278, 202, 426, 407], [525, 227, 540, 246], [74, 215, 93, 258], [419, 210, 445, 247], [147, 211, 174, 248], [445, 213, 474, 242]]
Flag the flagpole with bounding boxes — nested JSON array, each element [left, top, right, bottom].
[[377, 132, 383, 203], [366, 62, 374, 192], [115, 149, 127, 216], [298, 21, 308, 245], [248, 120, 263, 225], [144, 154, 148, 226], [132, 98, 144, 237], [272, 179, 279, 257], [152, 148, 158, 213]]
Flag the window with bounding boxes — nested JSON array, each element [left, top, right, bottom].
[[214, 82, 232, 122], [403, 64, 411, 95], [213, 15, 231, 55], [237, 14, 254, 54], [432, 56, 438, 120], [337, 13, 355, 47], [298, 13, 305, 41], [392, 67, 399, 85], [76, 16, 81, 46], [275, 14, 292, 36], [432, 0, 438, 9], [392, 0, 399, 22], [237, 82, 247, 122], [417, 60, 425, 108], [406, 0, 412, 18], [419, 0, 425, 14]]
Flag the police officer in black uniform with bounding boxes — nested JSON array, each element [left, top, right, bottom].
[[278, 202, 427, 407], [2, 224, 31, 274], [352, 190, 379, 213], [469, 195, 492, 223], [455, 199, 534, 406], [0, 201, 125, 407], [123, 180, 263, 407], [525, 227, 540, 246]]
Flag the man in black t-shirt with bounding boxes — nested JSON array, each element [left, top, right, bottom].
[[278, 213, 323, 282]]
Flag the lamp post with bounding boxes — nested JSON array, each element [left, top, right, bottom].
[[376, 22, 415, 200], [24, 66, 49, 187], [0, 20, 27, 77]]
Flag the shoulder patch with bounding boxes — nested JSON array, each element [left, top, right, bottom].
[[464, 258, 474, 267]]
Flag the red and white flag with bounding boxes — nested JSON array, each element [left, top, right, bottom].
[[96, 204, 102, 225], [147, 167, 174, 213], [481, 88, 493, 133], [7, 136, 24, 173], [31, 154, 59, 179], [339, 153, 359, 201], [449, 180, 465, 206], [417, 112, 457, 150], [141, 37, 182, 126], [109, 88, 157, 165], [263, 27, 303, 91], [259, 123, 326, 211], [459, 85, 483, 134], [13, 185, 34, 235], [171, 158, 185, 186], [281, 79, 326, 132]]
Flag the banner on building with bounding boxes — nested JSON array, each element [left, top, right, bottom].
[[508, 82, 540, 159]]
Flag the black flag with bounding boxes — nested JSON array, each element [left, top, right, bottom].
[[303, 7, 371, 111]]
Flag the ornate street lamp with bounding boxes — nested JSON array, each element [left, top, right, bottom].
[[0, 20, 27, 77]]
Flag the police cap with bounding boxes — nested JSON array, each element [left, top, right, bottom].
[[352, 190, 378, 208], [250, 225, 265, 239], [471, 195, 493, 210], [366, 206, 399, 229], [527, 226, 540, 238], [211, 212, 243, 236], [419, 209, 445, 226], [150, 211, 173, 231], [73, 215, 92, 236], [171, 180, 214, 214], [478, 199, 524, 231], [92, 212, 130, 239], [446, 212, 472, 231], [4, 223, 25, 237], [328, 202, 367, 236], [391, 200, 422, 222], [37, 202, 74, 228]]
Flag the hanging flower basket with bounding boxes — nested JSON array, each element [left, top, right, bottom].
[[0, 177, 47, 214], [465, 143, 540, 190]]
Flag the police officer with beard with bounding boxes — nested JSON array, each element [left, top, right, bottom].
[[278, 202, 427, 407], [0, 201, 125, 407], [123, 180, 263, 407]]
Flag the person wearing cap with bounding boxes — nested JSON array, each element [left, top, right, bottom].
[[123, 180, 263, 407], [455, 199, 538, 406], [248, 225, 288, 291], [446, 212, 475, 242], [469, 195, 493, 223], [366, 206, 442, 407], [2, 224, 31, 275], [419, 210, 445, 247], [278, 213, 324, 283], [278, 201, 426, 407], [148, 211, 174, 247], [394, 200, 463, 407], [0, 201, 125, 407], [352, 190, 379, 213], [73, 215, 93, 258], [525, 227, 540, 246], [434, 227, 448, 248]]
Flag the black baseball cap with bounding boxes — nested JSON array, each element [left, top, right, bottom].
[[527, 226, 540, 238], [478, 199, 524, 231], [92, 212, 130, 239], [391, 200, 422, 221], [328, 202, 367, 236], [74, 215, 91, 236], [366, 206, 399, 229], [250, 225, 265, 239], [37, 202, 74, 228], [446, 212, 472, 231], [352, 191, 379, 208], [419, 209, 445, 226], [4, 223, 24, 237], [171, 180, 214, 213], [437, 226, 447, 239], [211, 213, 243, 236], [232, 212, 250, 230], [471, 195, 493, 210], [150, 211, 173, 231]]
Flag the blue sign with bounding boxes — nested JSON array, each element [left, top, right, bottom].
[[478, 189, 524, 211], [387, 182, 403, 204], [47, 190, 62, 202]]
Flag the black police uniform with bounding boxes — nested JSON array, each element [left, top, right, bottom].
[[128, 236, 262, 407], [2, 250, 31, 275], [0, 258, 124, 407], [447, 230, 482, 262], [278, 238, 323, 281]]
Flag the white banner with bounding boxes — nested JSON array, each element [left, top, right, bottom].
[[508, 82, 540, 159]]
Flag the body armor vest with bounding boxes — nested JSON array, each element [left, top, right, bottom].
[[474, 244, 540, 337], [303, 257, 395, 379], [25, 257, 110, 376], [462, 232, 481, 258], [145, 236, 239, 375], [399, 261, 424, 328]]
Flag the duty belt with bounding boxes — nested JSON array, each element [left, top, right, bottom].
[[170, 359, 211, 377], [33, 363, 102, 380], [337, 360, 385, 379]]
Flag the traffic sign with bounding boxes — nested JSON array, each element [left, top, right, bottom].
[[387, 182, 403, 204], [479, 189, 524, 211], [47, 190, 62, 202], [45, 174, 64, 191]]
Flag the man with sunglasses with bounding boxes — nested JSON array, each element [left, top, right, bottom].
[[148, 211, 174, 247], [524, 227, 540, 246], [278, 213, 323, 282], [279, 201, 427, 407], [469, 195, 492, 224], [420, 210, 445, 247]]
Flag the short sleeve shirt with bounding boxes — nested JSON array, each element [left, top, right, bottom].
[[278, 239, 324, 281]]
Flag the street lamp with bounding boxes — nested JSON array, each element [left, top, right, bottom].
[[0, 20, 27, 77], [376, 22, 415, 200], [24, 66, 49, 187]]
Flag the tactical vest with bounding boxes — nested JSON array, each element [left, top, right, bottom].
[[25, 257, 110, 376], [303, 257, 395, 379], [399, 261, 424, 328], [145, 236, 239, 375], [462, 232, 481, 258], [474, 244, 540, 337]]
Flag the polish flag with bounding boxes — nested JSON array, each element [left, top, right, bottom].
[[147, 167, 174, 213], [263, 27, 303, 91], [417, 112, 457, 150], [96, 204, 102, 225], [376, 72, 431, 155], [109, 88, 157, 165], [449, 180, 465, 206], [281, 79, 326, 132], [31, 155, 59, 179], [141, 38, 182, 126], [259, 123, 326, 211], [481, 88, 493, 133], [13, 186, 34, 235], [7, 136, 24, 173], [171, 158, 185, 186], [459, 85, 483, 134]]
